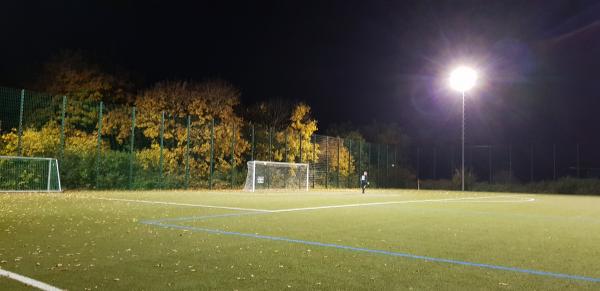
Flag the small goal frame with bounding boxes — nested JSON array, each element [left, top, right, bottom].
[[0, 155, 63, 193]]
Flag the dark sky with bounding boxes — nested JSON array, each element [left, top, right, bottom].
[[2, 0, 600, 145]]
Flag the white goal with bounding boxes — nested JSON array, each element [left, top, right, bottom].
[[0, 156, 62, 192], [243, 160, 309, 192]]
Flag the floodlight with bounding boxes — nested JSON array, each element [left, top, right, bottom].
[[449, 66, 477, 92]]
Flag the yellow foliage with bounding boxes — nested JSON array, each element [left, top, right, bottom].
[[272, 103, 320, 163], [0, 122, 60, 157], [102, 80, 252, 178], [320, 138, 355, 177], [0, 131, 18, 156], [65, 130, 100, 155]]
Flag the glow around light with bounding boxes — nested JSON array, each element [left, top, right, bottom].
[[449, 66, 477, 92]]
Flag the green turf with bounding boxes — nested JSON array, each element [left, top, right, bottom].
[[0, 190, 599, 290]]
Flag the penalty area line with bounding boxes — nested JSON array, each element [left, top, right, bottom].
[[0, 268, 63, 291]]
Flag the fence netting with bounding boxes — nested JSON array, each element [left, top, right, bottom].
[[2, 86, 600, 190]]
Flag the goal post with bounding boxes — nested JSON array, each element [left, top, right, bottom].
[[0, 156, 62, 192], [244, 160, 309, 192]]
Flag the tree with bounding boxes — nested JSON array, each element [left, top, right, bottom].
[[103, 80, 249, 185], [33, 50, 133, 103], [245, 98, 295, 130], [272, 103, 319, 163], [32, 50, 134, 132]]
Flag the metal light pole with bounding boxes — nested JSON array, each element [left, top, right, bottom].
[[449, 66, 477, 192], [461, 90, 465, 191]]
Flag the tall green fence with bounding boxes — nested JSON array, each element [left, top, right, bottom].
[[4, 86, 597, 191], [0, 87, 411, 190]]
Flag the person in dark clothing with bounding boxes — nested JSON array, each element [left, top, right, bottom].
[[360, 171, 369, 194]]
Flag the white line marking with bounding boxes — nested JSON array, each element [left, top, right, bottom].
[[94, 195, 534, 214], [94, 197, 272, 212], [270, 195, 526, 213], [0, 268, 63, 291], [442, 198, 536, 203]]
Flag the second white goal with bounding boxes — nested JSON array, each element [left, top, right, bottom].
[[0, 156, 62, 192], [243, 160, 309, 192]]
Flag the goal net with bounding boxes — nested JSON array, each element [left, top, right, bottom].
[[0, 156, 62, 192], [243, 160, 309, 192]]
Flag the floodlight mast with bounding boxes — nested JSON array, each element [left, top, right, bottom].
[[449, 66, 477, 191]]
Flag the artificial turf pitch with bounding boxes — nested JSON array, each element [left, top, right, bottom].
[[0, 190, 599, 290]]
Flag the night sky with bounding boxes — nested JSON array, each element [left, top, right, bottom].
[[2, 0, 600, 145]]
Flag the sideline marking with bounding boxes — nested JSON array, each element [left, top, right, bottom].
[[270, 195, 526, 213], [94, 197, 272, 212], [142, 220, 600, 284], [0, 268, 63, 291], [96, 195, 533, 214], [442, 198, 536, 203]]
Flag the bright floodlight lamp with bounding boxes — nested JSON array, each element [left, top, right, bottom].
[[449, 66, 478, 192], [449, 66, 477, 92]]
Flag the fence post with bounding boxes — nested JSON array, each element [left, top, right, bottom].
[[553, 144, 557, 180], [356, 139, 363, 185], [17, 89, 24, 156], [251, 124, 255, 161], [95, 101, 103, 189], [269, 127, 273, 161], [386, 145, 389, 188], [159, 111, 165, 188], [577, 143, 580, 178], [337, 137, 340, 188], [60, 96, 66, 163], [312, 134, 316, 188], [367, 143, 371, 184], [185, 115, 191, 189], [230, 123, 235, 188], [432, 147, 437, 180], [347, 139, 352, 188], [284, 130, 288, 162], [209, 118, 215, 190], [377, 144, 381, 188], [488, 145, 492, 184], [508, 144, 512, 184], [128, 106, 136, 190], [325, 136, 329, 188], [299, 131, 303, 163], [416, 147, 420, 183], [450, 144, 455, 177], [394, 144, 398, 187]]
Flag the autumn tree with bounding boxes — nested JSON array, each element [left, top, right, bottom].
[[32, 50, 134, 132], [272, 103, 319, 163], [245, 98, 295, 130], [33, 50, 133, 103], [103, 80, 249, 185]]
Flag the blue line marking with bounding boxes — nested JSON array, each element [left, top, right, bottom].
[[141, 218, 600, 284]]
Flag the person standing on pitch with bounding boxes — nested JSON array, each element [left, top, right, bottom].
[[360, 171, 369, 194]]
